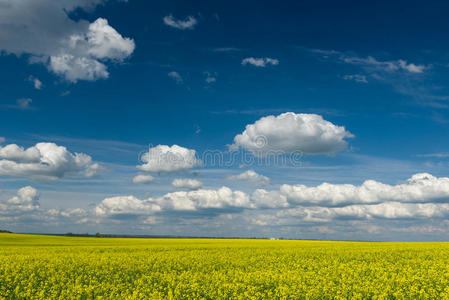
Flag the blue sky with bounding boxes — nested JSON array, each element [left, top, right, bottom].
[[2, 0, 449, 241]]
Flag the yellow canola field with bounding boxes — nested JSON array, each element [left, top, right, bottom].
[[1, 233, 449, 299]]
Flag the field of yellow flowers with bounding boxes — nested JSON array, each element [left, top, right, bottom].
[[1, 233, 449, 299]]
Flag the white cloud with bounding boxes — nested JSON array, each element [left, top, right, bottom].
[[0, 142, 101, 180], [343, 74, 368, 83], [163, 15, 197, 30], [16, 98, 32, 110], [0, 1, 135, 82], [58, 208, 87, 218], [243, 172, 449, 225], [226, 170, 270, 186], [398, 60, 426, 73], [308, 48, 428, 86], [241, 57, 279, 67], [96, 187, 250, 217], [48, 18, 134, 82], [0, 137, 4, 144], [28, 76, 43, 89], [132, 174, 154, 184], [0, 186, 42, 217], [5, 186, 40, 212], [231, 112, 353, 156], [157, 187, 251, 211], [95, 195, 161, 217], [172, 178, 203, 190], [0, 144, 42, 163], [251, 189, 289, 209], [283, 202, 449, 222], [279, 173, 449, 207], [138, 145, 201, 173], [168, 71, 183, 84], [340, 55, 426, 74], [49, 54, 109, 82], [85, 18, 134, 60]]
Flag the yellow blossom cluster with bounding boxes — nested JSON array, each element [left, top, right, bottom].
[[1, 233, 449, 299]]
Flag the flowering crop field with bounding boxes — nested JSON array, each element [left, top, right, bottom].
[[1, 234, 449, 299]]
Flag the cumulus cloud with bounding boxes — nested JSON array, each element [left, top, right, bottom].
[[251, 189, 289, 209], [231, 112, 353, 156], [0, 142, 101, 180], [84, 18, 134, 60], [0, 191, 89, 223], [172, 178, 203, 190], [241, 57, 279, 67], [0, 1, 135, 82], [163, 15, 197, 30], [245, 172, 449, 224], [226, 170, 270, 186], [49, 54, 109, 82], [48, 208, 87, 218], [138, 145, 201, 173], [95, 195, 161, 217], [282, 202, 449, 222], [168, 71, 183, 84], [95, 187, 250, 217], [278, 173, 449, 207], [132, 174, 154, 184], [0, 137, 4, 143], [48, 18, 135, 82], [4, 186, 40, 212], [157, 187, 251, 211], [28, 76, 43, 89]]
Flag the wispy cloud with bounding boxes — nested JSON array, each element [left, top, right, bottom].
[[342, 74, 368, 83], [28, 134, 144, 160], [168, 71, 183, 84], [204, 71, 217, 83], [416, 153, 449, 158], [308, 48, 427, 75], [16, 98, 33, 110], [340, 55, 426, 74], [302, 47, 449, 107], [163, 15, 197, 30], [241, 57, 279, 67], [2, 98, 35, 110], [213, 47, 241, 52]]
